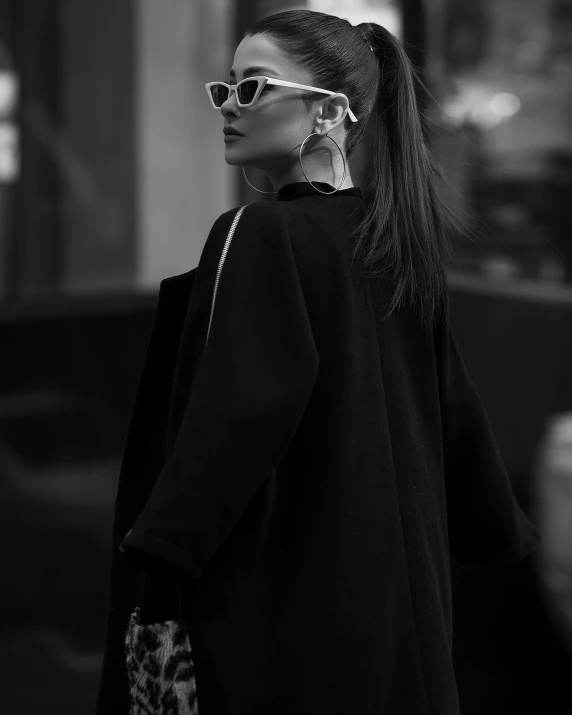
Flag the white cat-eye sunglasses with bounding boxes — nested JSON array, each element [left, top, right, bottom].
[[205, 75, 358, 123]]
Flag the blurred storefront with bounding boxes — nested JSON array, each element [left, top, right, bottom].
[[1, 0, 572, 713], [430, 0, 572, 284]]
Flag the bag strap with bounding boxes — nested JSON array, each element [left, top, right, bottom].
[[132, 205, 248, 622], [206, 205, 248, 348]]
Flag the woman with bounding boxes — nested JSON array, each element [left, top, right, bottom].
[[96, 10, 541, 715]]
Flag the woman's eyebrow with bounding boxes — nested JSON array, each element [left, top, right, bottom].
[[229, 66, 280, 79]]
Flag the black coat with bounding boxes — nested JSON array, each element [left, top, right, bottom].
[[95, 181, 542, 715]]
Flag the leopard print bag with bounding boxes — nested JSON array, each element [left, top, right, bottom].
[[124, 580, 199, 715]]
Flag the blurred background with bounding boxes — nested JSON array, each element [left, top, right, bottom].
[[1, 0, 572, 713]]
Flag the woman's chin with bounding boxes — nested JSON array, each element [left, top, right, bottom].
[[223, 155, 244, 166]]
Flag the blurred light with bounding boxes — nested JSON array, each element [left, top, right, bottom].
[[441, 81, 522, 129], [489, 92, 521, 118], [0, 71, 18, 118], [481, 255, 522, 281], [0, 121, 19, 181]]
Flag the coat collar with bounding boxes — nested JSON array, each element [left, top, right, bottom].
[[276, 182, 362, 201]]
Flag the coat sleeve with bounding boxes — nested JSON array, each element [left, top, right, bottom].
[[437, 321, 542, 566], [118, 205, 320, 581]]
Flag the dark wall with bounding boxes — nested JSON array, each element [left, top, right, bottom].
[[0, 294, 157, 465], [448, 278, 572, 715], [449, 280, 572, 506]]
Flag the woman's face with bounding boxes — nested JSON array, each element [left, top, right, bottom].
[[220, 34, 353, 191]]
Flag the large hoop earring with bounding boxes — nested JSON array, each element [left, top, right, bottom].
[[241, 132, 347, 195]]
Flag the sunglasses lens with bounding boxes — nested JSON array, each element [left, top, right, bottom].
[[210, 80, 260, 107], [210, 84, 230, 107], [237, 80, 259, 105]]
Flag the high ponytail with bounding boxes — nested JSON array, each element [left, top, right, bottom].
[[245, 10, 478, 330]]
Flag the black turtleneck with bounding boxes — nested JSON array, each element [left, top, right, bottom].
[[276, 181, 363, 201]]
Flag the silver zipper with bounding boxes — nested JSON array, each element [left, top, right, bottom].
[[206, 205, 247, 348]]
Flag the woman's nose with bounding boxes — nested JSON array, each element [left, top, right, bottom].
[[221, 86, 239, 114]]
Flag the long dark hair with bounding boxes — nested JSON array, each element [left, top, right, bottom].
[[245, 9, 479, 330]]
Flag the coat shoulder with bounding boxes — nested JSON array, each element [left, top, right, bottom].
[[217, 200, 290, 226], [159, 267, 197, 290], [211, 202, 292, 252]]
